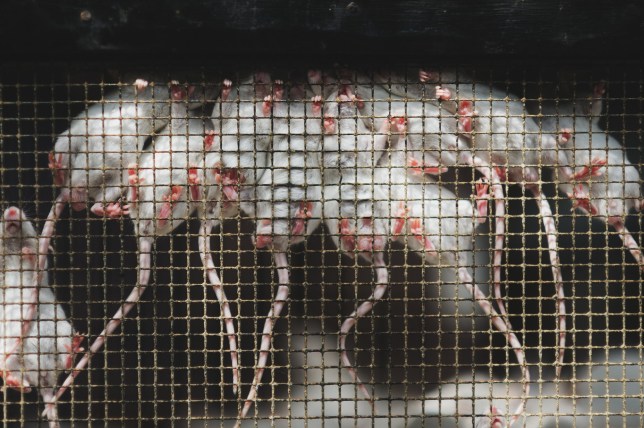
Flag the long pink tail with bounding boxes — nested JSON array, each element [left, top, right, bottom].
[[457, 265, 529, 427], [610, 218, 644, 272], [238, 252, 290, 422], [198, 220, 239, 395], [461, 154, 509, 327], [48, 237, 153, 405], [527, 184, 566, 378], [338, 251, 389, 402]]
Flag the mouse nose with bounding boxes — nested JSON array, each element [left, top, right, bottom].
[[4, 207, 20, 220]]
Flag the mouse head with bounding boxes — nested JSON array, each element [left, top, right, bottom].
[[0, 207, 38, 252]]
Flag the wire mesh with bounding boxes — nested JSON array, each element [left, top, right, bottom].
[[0, 64, 642, 427]]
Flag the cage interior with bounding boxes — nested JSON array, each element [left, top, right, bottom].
[[0, 63, 642, 427]]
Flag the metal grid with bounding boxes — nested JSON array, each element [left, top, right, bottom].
[[0, 64, 642, 427]]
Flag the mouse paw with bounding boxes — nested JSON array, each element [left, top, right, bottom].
[[311, 95, 323, 115], [273, 80, 284, 101], [262, 95, 273, 116], [339, 218, 357, 254], [419, 69, 439, 83], [392, 202, 409, 236], [323, 115, 336, 134], [65, 333, 85, 370], [204, 130, 218, 151], [558, 128, 573, 145], [221, 79, 232, 100], [291, 201, 313, 236], [568, 184, 598, 216], [572, 157, 607, 180], [435, 86, 452, 101], [409, 218, 438, 256], [134, 79, 149, 94], [458, 100, 477, 133], [389, 116, 407, 134], [1, 371, 32, 393], [48, 152, 66, 186], [408, 156, 447, 176]]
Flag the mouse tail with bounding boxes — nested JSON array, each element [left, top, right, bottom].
[[50, 237, 153, 404], [239, 252, 290, 421], [198, 219, 239, 395], [526, 184, 567, 378], [456, 264, 529, 427]]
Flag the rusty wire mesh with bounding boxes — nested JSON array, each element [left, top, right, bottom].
[[0, 64, 642, 427]]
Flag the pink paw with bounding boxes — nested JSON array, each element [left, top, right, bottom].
[[134, 79, 149, 94], [262, 95, 273, 116], [339, 218, 356, 253], [188, 167, 201, 201], [458, 100, 477, 133], [204, 130, 217, 151], [323, 115, 336, 134], [568, 184, 598, 216], [273, 80, 284, 101], [48, 152, 65, 186], [558, 128, 572, 145], [221, 79, 232, 101], [435, 86, 451, 101], [572, 157, 607, 180], [408, 157, 447, 176], [419, 69, 439, 83], [65, 334, 85, 370], [104, 202, 129, 218], [392, 201, 409, 236], [170, 80, 187, 101], [311, 95, 323, 115], [389, 116, 407, 134]]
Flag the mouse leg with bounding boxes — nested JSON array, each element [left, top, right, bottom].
[[408, 156, 448, 176], [475, 179, 490, 224], [458, 100, 478, 134], [239, 252, 290, 420], [570, 157, 607, 181], [291, 201, 313, 236], [199, 219, 239, 395]]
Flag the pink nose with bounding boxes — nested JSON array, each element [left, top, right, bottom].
[[4, 207, 19, 220]]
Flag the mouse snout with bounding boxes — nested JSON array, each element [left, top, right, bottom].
[[70, 188, 88, 211], [3, 207, 23, 233]]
